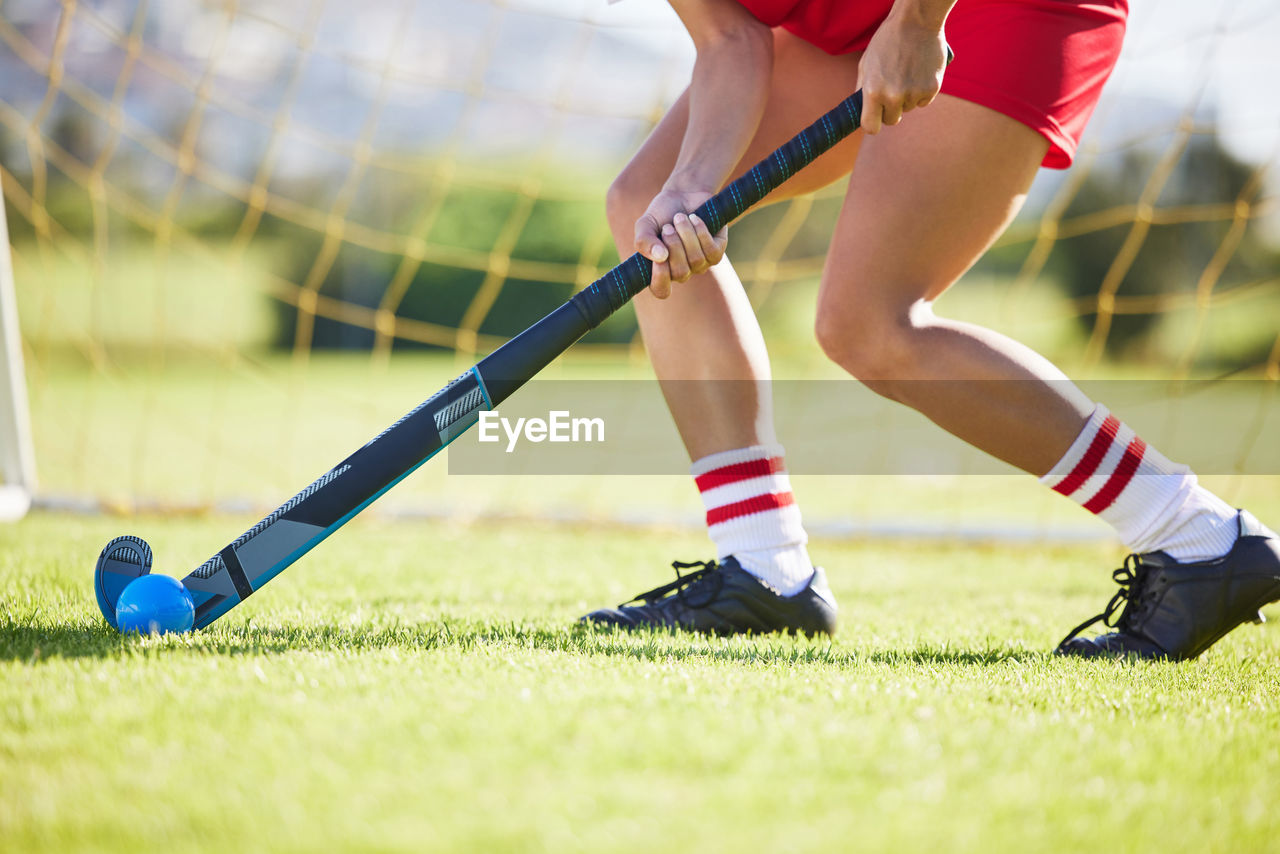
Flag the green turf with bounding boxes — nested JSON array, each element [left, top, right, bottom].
[[4, 511, 1280, 853]]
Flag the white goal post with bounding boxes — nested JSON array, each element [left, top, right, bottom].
[[0, 198, 35, 521]]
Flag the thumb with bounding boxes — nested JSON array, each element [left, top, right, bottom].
[[861, 91, 883, 135]]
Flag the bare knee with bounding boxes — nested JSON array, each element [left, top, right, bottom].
[[815, 297, 933, 394]]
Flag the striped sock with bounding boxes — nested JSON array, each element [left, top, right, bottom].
[[1039, 404, 1238, 562], [691, 444, 814, 596]]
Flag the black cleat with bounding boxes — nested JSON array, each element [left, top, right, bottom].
[[581, 557, 838, 637], [1055, 511, 1280, 661]]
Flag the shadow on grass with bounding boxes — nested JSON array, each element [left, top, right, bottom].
[[0, 618, 134, 662], [1, 615, 1045, 668]]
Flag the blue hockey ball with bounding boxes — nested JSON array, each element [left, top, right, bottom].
[[115, 574, 195, 635]]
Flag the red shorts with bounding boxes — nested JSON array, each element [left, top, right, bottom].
[[737, 0, 1128, 168]]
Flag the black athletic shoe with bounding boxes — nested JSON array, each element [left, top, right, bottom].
[[581, 557, 838, 637], [1055, 511, 1280, 661]]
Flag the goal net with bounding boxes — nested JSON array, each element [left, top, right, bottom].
[[0, 0, 1276, 538]]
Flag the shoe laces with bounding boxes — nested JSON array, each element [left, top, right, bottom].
[[624, 559, 725, 610], [1056, 553, 1158, 650]]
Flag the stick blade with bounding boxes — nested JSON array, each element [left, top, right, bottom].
[[94, 536, 153, 631]]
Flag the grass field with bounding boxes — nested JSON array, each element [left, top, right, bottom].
[[11, 254, 1280, 852], [5, 510, 1280, 853]]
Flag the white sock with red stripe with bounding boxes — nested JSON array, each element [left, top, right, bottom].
[[1040, 404, 1238, 562], [691, 444, 814, 596]]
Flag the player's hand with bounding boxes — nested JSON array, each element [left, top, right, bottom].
[[634, 188, 729, 299], [857, 14, 949, 135]]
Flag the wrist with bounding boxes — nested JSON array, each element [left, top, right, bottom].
[[886, 0, 952, 32], [661, 173, 718, 198]]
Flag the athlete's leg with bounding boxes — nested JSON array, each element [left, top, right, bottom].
[[817, 93, 1241, 568], [606, 29, 863, 461], [586, 31, 861, 629], [814, 94, 1091, 476]]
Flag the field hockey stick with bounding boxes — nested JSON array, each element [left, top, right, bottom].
[[94, 51, 951, 631]]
